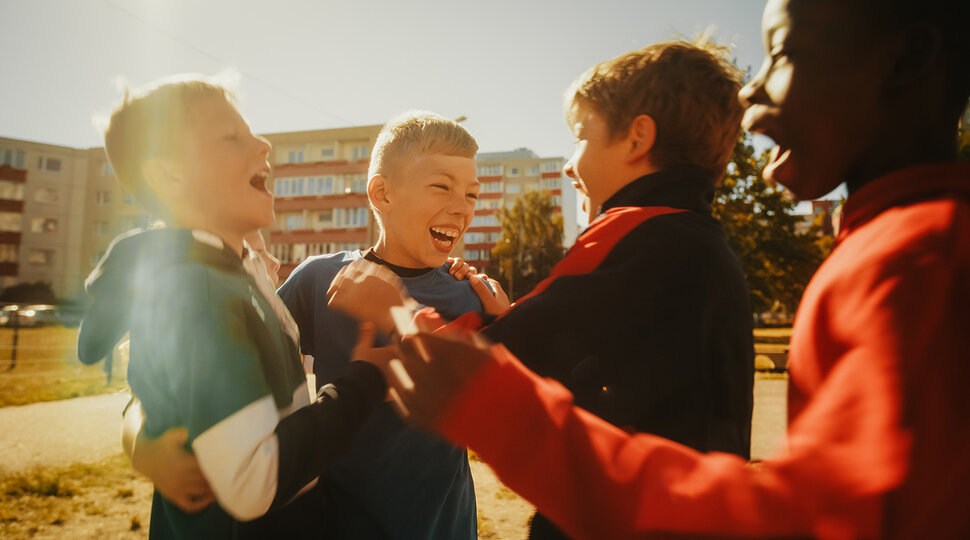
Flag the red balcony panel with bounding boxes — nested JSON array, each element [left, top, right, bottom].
[[273, 161, 369, 176], [270, 227, 367, 244], [0, 200, 24, 212], [274, 193, 369, 211], [547, 189, 562, 196], [463, 243, 495, 250], [478, 175, 503, 181], [541, 172, 562, 179], [0, 231, 22, 244], [0, 166, 26, 182], [474, 209, 499, 216], [467, 226, 501, 234], [478, 192, 502, 200], [0, 262, 17, 276]]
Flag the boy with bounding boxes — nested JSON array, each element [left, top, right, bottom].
[[131, 110, 484, 539], [332, 40, 755, 539], [335, 0, 970, 538], [78, 77, 387, 538]]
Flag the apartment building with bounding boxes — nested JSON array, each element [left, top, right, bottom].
[[260, 125, 383, 281], [0, 136, 92, 299], [463, 148, 576, 271]]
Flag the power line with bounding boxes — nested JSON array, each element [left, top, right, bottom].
[[97, 0, 350, 124]]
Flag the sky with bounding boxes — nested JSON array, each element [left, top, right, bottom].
[[0, 0, 770, 162]]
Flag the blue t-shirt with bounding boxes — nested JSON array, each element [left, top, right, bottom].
[[278, 251, 482, 540]]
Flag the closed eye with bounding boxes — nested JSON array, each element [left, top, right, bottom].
[[467, 193, 479, 200], [431, 184, 449, 191]]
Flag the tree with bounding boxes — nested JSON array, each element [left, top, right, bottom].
[[490, 190, 565, 301], [0, 281, 58, 304], [713, 135, 831, 316]]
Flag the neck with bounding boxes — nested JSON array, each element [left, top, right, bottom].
[[171, 216, 244, 256], [846, 118, 957, 195], [591, 163, 660, 216]]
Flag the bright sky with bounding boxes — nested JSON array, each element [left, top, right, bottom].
[[1, 0, 769, 161]]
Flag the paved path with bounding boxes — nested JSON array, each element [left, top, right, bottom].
[[0, 375, 787, 476], [0, 391, 129, 475]]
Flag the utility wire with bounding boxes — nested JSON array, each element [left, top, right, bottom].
[[97, 0, 350, 124]]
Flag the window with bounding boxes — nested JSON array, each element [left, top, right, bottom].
[[480, 181, 503, 193], [31, 218, 58, 233], [288, 150, 304, 164], [508, 168, 519, 176], [352, 145, 369, 161], [96, 191, 111, 205], [506, 184, 521, 194], [477, 165, 503, 176], [0, 181, 25, 201], [0, 244, 17, 262], [94, 221, 109, 236], [285, 214, 304, 230], [482, 199, 501, 209], [37, 157, 62, 172], [528, 167, 539, 176], [463, 249, 490, 261], [542, 177, 561, 190], [0, 212, 21, 232], [320, 147, 335, 159], [101, 162, 114, 176], [350, 175, 367, 193], [308, 176, 335, 195], [334, 207, 368, 228], [471, 215, 499, 227], [551, 195, 562, 206], [317, 209, 333, 228], [28, 249, 54, 265], [1, 149, 25, 168], [540, 160, 561, 173]]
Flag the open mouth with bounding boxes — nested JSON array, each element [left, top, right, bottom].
[[250, 170, 270, 194], [429, 226, 459, 252]]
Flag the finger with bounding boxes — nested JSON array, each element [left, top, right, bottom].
[[351, 322, 376, 361], [468, 273, 495, 299], [387, 387, 411, 419]]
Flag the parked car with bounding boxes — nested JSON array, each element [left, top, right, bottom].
[[0, 304, 59, 327]]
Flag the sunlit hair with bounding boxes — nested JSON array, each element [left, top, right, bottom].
[[564, 40, 743, 179], [367, 110, 478, 227], [102, 73, 238, 216]]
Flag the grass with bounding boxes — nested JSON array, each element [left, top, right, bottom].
[[0, 453, 153, 539], [0, 327, 128, 407]]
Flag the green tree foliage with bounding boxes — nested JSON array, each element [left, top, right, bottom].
[[713, 135, 831, 315], [0, 281, 58, 304], [490, 190, 565, 301]]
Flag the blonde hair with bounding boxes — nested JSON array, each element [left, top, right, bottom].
[[102, 74, 237, 216], [368, 110, 478, 180], [565, 40, 743, 179]]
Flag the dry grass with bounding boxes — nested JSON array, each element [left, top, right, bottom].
[[0, 453, 152, 539], [0, 327, 127, 407]]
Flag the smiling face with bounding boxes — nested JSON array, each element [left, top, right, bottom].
[[172, 96, 274, 243], [374, 152, 479, 268], [739, 0, 890, 200]]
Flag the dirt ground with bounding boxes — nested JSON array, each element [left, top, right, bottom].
[[0, 373, 785, 538]]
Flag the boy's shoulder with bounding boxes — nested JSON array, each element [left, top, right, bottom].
[[281, 251, 361, 289]]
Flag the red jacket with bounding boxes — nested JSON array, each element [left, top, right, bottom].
[[433, 162, 970, 539]]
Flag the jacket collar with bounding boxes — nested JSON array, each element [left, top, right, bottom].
[[600, 164, 714, 214], [838, 162, 970, 244]]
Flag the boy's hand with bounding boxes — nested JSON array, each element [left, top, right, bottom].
[[328, 259, 412, 334], [351, 321, 400, 402], [447, 257, 478, 280], [469, 274, 511, 316], [385, 331, 495, 427], [133, 427, 214, 512]]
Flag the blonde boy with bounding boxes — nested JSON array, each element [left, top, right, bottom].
[[79, 77, 387, 538]]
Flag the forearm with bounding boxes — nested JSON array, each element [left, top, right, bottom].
[[437, 348, 897, 540]]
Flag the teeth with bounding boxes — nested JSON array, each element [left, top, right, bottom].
[[430, 227, 458, 238]]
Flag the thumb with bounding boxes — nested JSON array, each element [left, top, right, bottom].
[[469, 273, 494, 299]]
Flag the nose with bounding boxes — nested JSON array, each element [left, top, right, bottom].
[[254, 134, 272, 156], [738, 60, 768, 109], [562, 158, 577, 180]]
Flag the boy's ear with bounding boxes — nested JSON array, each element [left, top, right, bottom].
[[627, 114, 657, 163], [886, 21, 943, 91], [142, 158, 183, 200], [367, 174, 392, 213]]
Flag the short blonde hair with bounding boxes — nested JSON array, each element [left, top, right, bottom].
[[368, 110, 478, 180], [565, 40, 743, 179], [103, 75, 236, 216]]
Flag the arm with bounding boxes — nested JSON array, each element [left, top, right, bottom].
[[122, 399, 215, 512]]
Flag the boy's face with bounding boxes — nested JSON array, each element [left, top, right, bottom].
[[740, 0, 888, 199], [563, 100, 628, 214], [174, 96, 273, 236], [379, 152, 479, 268]]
